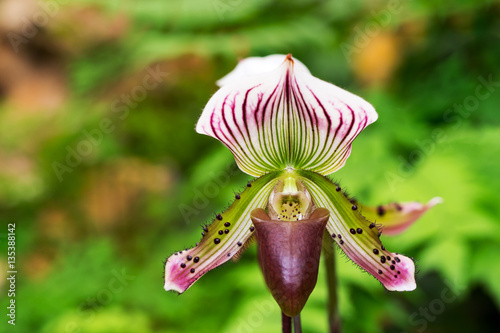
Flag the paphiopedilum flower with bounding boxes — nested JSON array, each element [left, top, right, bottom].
[[164, 54, 440, 317]]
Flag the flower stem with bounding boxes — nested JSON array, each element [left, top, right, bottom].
[[323, 233, 341, 333], [293, 314, 302, 333], [282, 312, 292, 333]]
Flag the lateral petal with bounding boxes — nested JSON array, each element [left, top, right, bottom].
[[359, 197, 443, 235], [298, 170, 416, 291], [164, 172, 280, 293]]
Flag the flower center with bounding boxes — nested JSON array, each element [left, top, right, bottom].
[[267, 175, 313, 221]]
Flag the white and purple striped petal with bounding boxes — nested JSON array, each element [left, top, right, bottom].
[[216, 54, 311, 87], [196, 54, 378, 177]]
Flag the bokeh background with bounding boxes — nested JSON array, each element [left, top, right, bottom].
[[1, 0, 500, 332]]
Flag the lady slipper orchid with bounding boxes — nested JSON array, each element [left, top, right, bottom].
[[164, 54, 439, 325]]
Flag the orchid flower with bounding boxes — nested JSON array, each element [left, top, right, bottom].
[[164, 54, 439, 325]]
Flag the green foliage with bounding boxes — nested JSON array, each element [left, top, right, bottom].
[[0, 0, 499, 332]]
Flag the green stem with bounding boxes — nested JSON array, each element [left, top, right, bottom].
[[293, 314, 302, 333], [282, 312, 292, 333], [323, 232, 341, 333]]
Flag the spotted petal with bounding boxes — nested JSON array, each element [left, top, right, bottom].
[[164, 172, 280, 293], [298, 170, 416, 291], [196, 54, 378, 177], [359, 198, 443, 236]]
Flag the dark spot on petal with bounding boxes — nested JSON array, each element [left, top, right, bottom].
[[180, 263, 186, 268], [398, 271, 401, 274], [339, 240, 344, 245], [193, 257, 199, 263], [386, 256, 391, 260], [174, 253, 178, 256], [250, 226, 255, 232], [187, 255, 192, 261], [336, 186, 341, 192], [350, 198, 357, 204], [332, 234, 336, 238], [237, 241, 242, 246], [179, 251, 183, 254], [357, 228, 363, 234], [392, 260, 396, 264], [190, 268, 195, 273], [373, 249, 379, 255], [394, 275, 398, 278], [381, 245, 386, 251], [289, 203, 293, 206], [338, 234, 342, 239], [218, 230, 223, 235], [381, 257, 386, 263], [378, 270, 383, 274], [224, 222, 231, 227], [201, 232, 205, 237], [369, 223, 376, 229], [225, 229, 230, 234], [216, 214, 223, 221], [395, 257, 401, 263], [235, 194, 241, 199], [203, 227, 208, 232], [247, 182, 251, 187], [390, 265, 395, 270], [350, 228, 356, 234], [377, 205, 385, 216], [352, 205, 358, 210], [395, 203, 402, 211], [214, 238, 221, 244]]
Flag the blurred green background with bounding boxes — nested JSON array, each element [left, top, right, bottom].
[[1, 0, 500, 332]]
